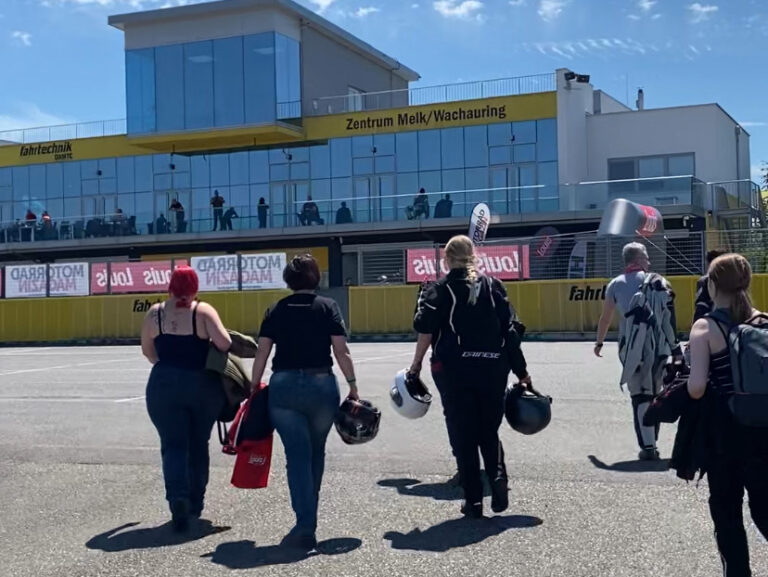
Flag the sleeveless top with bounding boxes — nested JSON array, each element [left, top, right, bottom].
[[154, 302, 209, 370]]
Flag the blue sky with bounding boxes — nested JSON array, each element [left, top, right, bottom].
[[1, 0, 766, 182]]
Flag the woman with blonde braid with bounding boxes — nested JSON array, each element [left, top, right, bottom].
[[410, 235, 530, 518]]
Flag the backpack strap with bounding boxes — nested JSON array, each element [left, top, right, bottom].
[[706, 309, 731, 344], [158, 303, 165, 335], [192, 301, 200, 338]]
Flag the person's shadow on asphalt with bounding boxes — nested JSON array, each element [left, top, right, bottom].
[[201, 538, 362, 569], [588, 455, 670, 473], [384, 515, 543, 552], [85, 521, 231, 552], [377, 477, 490, 501]]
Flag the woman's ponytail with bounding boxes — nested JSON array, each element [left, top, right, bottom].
[[732, 289, 754, 324], [466, 259, 479, 305]]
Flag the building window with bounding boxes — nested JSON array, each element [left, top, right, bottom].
[[608, 153, 696, 203], [348, 87, 364, 112]]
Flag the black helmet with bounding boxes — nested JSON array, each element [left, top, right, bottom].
[[504, 383, 552, 435], [334, 399, 381, 445]]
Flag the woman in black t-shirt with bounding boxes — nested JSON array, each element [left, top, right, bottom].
[[251, 255, 359, 550]]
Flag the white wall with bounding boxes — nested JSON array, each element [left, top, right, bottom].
[[123, 6, 301, 50], [585, 105, 747, 185], [301, 27, 407, 116], [556, 69, 594, 207]]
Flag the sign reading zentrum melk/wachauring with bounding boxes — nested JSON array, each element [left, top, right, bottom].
[[345, 102, 508, 131]]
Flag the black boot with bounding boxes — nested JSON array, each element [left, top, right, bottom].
[[170, 499, 190, 533]]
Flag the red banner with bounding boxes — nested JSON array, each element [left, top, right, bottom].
[[406, 246, 530, 283], [90, 260, 187, 294]]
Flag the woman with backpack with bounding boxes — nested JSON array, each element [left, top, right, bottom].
[[687, 253, 768, 576], [140, 266, 232, 532], [409, 235, 530, 518]]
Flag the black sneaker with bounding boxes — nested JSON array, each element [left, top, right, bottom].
[[461, 501, 483, 519], [490, 477, 509, 513], [281, 531, 317, 551], [170, 499, 190, 533], [638, 448, 661, 461]]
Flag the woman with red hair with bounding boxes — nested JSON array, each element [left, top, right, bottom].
[[141, 265, 231, 532]]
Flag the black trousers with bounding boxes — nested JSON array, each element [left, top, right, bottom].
[[212, 208, 223, 230], [432, 362, 508, 504], [707, 423, 768, 577]]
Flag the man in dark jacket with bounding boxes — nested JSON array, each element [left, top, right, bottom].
[[693, 249, 726, 322]]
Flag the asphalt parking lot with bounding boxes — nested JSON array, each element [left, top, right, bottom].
[[0, 342, 765, 577]]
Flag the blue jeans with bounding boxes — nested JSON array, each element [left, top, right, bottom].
[[146, 363, 225, 515], [269, 370, 340, 536]]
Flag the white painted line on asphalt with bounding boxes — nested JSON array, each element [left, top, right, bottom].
[[355, 352, 412, 363], [114, 396, 146, 403], [0, 358, 132, 377], [0, 347, 54, 356]]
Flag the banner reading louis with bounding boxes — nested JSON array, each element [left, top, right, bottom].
[[407, 245, 530, 283]]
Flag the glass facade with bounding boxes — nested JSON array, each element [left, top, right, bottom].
[[125, 32, 301, 135], [0, 119, 557, 235]]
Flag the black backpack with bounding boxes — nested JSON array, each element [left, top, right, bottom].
[[709, 310, 768, 427]]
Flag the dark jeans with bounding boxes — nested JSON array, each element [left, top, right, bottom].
[[707, 423, 768, 577], [146, 363, 225, 516], [269, 370, 340, 536], [432, 362, 508, 504], [212, 208, 223, 230]]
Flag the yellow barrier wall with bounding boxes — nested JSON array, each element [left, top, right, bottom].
[[0, 290, 289, 343], [348, 276, 755, 335], [2, 276, 767, 342]]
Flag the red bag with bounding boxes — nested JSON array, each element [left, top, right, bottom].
[[230, 435, 273, 489]]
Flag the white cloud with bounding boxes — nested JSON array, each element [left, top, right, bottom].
[[433, 0, 484, 21], [0, 103, 75, 133], [412, 2, 420, 6], [627, 13, 641, 20], [688, 3, 718, 23], [638, 0, 656, 12], [741, 122, 768, 128], [308, 0, 336, 12], [509, 0, 525, 5], [538, 0, 566, 22], [352, 6, 379, 17], [11, 31, 32, 46]]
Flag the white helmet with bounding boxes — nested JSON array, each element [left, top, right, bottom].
[[390, 369, 432, 419]]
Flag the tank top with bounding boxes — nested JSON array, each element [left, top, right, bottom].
[[154, 302, 209, 370]]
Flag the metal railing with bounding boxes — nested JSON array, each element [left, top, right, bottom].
[[0, 119, 127, 146], [0, 177, 714, 245], [310, 73, 557, 115]]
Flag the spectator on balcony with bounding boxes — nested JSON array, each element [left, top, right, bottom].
[[41, 211, 52, 228], [211, 190, 225, 231], [25, 208, 37, 225], [406, 188, 430, 220], [434, 194, 454, 219], [156, 213, 169, 235], [169, 199, 185, 233], [258, 197, 269, 229], [300, 196, 322, 226], [221, 207, 239, 231], [335, 202, 353, 225]]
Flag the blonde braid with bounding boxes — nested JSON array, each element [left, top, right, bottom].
[[445, 235, 480, 306]]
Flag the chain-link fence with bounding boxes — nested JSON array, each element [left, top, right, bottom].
[[349, 232, 709, 285]]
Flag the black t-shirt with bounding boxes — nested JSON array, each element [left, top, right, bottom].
[[259, 293, 347, 371]]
